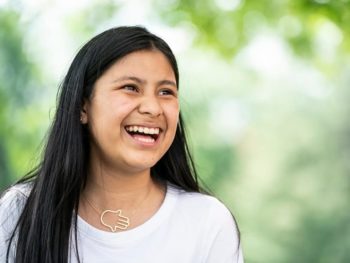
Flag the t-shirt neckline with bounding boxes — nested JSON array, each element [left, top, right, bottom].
[[76, 183, 179, 247]]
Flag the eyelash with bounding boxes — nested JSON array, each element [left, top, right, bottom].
[[159, 89, 177, 96], [121, 85, 177, 97], [122, 85, 139, 92]]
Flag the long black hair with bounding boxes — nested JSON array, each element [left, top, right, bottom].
[[6, 26, 200, 263]]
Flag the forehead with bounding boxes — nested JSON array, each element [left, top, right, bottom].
[[104, 50, 176, 80]]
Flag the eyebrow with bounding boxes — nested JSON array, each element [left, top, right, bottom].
[[112, 76, 177, 88]]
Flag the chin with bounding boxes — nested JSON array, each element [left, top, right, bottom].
[[123, 158, 160, 173]]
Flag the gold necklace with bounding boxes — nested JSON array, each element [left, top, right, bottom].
[[83, 185, 152, 232]]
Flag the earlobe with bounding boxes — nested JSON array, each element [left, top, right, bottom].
[[80, 100, 89, 124], [80, 115, 87, 124]]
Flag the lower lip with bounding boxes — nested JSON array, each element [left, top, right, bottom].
[[125, 130, 160, 147]]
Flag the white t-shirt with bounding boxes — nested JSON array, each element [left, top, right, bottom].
[[0, 183, 243, 263]]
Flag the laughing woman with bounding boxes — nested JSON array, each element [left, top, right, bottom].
[[0, 26, 243, 263]]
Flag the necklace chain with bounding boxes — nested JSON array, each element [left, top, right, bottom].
[[83, 185, 153, 232]]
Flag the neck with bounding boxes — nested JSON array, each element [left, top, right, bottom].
[[82, 164, 163, 209], [79, 160, 166, 232], [88, 171, 152, 196]]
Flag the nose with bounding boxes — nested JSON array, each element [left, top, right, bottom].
[[138, 94, 163, 117]]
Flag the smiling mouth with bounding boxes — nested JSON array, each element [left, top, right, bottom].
[[125, 125, 161, 143]]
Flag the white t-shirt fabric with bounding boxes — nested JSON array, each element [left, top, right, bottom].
[[0, 183, 243, 263]]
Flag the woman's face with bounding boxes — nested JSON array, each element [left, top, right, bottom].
[[82, 50, 179, 174]]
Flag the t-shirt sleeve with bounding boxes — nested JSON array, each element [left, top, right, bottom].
[[203, 198, 244, 263], [0, 186, 28, 261]]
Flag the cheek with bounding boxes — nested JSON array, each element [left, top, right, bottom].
[[171, 102, 180, 121], [111, 100, 136, 121], [164, 103, 180, 129], [88, 97, 136, 136]]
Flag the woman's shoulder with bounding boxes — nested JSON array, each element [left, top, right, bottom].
[[0, 183, 31, 204], [0, 183, 32, 260], [0, 183, 32, 222], [169, 184, 231, 211], [167, 184, 236, 227], [167, 184, 241, 260]]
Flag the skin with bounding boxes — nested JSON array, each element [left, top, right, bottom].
[[79, 50, 179, 231]]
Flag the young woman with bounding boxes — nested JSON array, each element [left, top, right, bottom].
[[0, 26, 243, 263]]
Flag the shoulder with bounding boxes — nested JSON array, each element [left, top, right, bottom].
[[0, 183, 31, 208], [0, 183, 31, 232], [167, 184, 242, 261], [169, 184, 235, 223], [0, 183, 31, 261], [168, 184, 239, 236]]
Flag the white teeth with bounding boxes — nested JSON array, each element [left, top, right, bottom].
[[135, 137, 155, 143], [126, 126, 160, 135]]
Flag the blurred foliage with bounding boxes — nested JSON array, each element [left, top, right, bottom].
[[64, 0, 120, 43], [155, 0, 350, 59], [0, 0, 349, 262], [0, 1, 120, 192], [154, 0, 350, 262], [0, 9, 42, 190]]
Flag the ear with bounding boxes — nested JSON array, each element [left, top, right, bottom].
[[80, 99, 89, 124]]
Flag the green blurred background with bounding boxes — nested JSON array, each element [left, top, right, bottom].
[[0, 0, 349, 262]]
